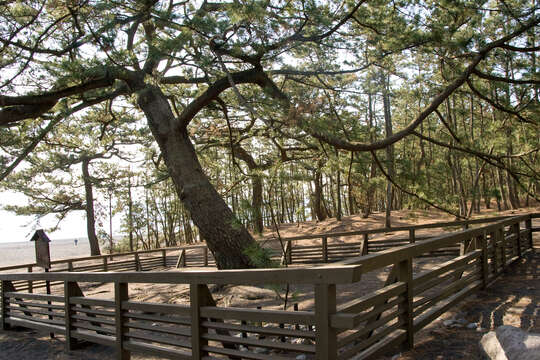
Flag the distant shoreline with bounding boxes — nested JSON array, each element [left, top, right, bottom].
[[0, 238, 92, 267]]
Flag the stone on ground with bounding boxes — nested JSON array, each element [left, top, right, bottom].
[[479, 325, 540, 360]]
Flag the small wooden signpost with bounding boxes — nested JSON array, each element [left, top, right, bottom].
[[30, 229, 53, 338], [31, 229, 51, 270]]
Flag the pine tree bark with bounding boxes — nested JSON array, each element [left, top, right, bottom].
[[137, 86, 256, 269]]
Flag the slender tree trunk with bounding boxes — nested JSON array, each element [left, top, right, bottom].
[[313, 169, 327, 221], [335, 151, 342, 221], [81, 159, 101, 256], [252, 175, 264, 233], [383, 82, 394, 228], [127, 174, 134, 252], [347, 153, 356, 215], [363, 93, 377, 218], [137, 86, 256, 269], [497, 167, 509, 210]]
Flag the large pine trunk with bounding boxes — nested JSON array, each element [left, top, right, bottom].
[[137, 86, 256, 269]]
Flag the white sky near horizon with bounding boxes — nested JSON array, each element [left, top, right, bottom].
[[0, 191, 124, 244], [0, 191, 87, 243]]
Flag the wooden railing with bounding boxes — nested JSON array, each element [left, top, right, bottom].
[[0, 213, 527, 283], [0, 213, 537, 359], [0, 244, 215, 292], [272, 213, 527, 264]]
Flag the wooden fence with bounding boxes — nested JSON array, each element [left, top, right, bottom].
[[0, 213, 538, 359], [0, 212, 526, 285]]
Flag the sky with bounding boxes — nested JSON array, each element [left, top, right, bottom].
[[0, 191, 119, 244]]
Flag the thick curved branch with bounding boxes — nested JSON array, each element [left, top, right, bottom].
[[0, 86, 127, 182], [177, 67, 287, 128], [472, 68, 540, 85], [500, 44, 540, 52], [0, 76, 115, 126]]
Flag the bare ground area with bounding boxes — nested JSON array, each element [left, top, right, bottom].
[[0, 207, 538, 359]]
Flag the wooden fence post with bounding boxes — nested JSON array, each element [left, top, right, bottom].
[[287, 240, 292, 265], [459, 236, 472, 257], [190, 284, 209, 359], [480, 231, 489, 289], [162, 249, 167, 267], [489, 231, 499, 274], [1, 280, 12, 330], [67, 261, 73, 272], [203, 247, 208, 267], [103, 257, 108, 272], [115, 282, 130, 360], [27, 266, 33, 293], [499, 227, 507, 270], [64, 281, 79, 351], [512, 223, 521, 258], [525, 218, 533, 250], [134, 253, 141, 271], [397, 258, 414, 350], [361, 234, 369, 255], [409, 229, 415, 244], [322, 237, 328, 263], [176, 249, 186, 268], [315, 283, 337, 360]]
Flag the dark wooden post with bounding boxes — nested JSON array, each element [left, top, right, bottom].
[[64, 281, 79, 351], [314, 284, 337, 360], [361, 234, 369, 255], [103, 257, 108, 271], [67, 261, 74, 272], [115, 282, 130, 360], [1, 280, 12, 330], [512, 222, 521, 258], [397, 258, 414, 350], [525, 218, 533, 249], [176, 249, 185, 268], [322, 237, 328, 263], [490, 231, 499, 274], [480, 231, 489, 289], [409, 229, 415, 244], [27, 266, 33, 293], [162, 249, 167, 267], [203, 247, 208, 267], [134, 253, 141, 271], [499, 227, 507, 270], [286, 240, 292, 265], [190, 284, 209, 359]]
